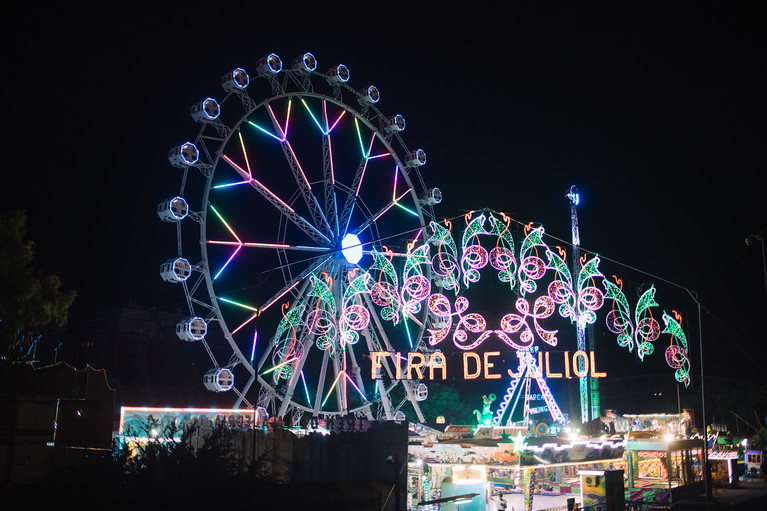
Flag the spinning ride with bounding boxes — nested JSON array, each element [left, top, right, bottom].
[[159, 53, 440, 423]]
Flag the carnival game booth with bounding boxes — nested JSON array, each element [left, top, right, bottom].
[[624, 435, 704, 505], [407, 427, 628, 510]]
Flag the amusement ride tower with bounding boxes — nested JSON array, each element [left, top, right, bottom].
[[567, 186, 601, 422]]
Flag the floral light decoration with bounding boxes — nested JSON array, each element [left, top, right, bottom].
[[306, 273, 337, 353], [662, 310, 691, 387], [603, 277, 661, 360], [257, 209, 688, 414], [427, 219, 460, 294], [270, 301, 306, 382]]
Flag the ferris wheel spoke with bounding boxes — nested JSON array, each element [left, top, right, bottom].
[[326, 352, 346, 412], [207, 239, 330, 252], [318, 99, 342, 239], [323, 135, 340, 238], [338, 157, 369, 237], [277, 332, 314, 417], [259, 254, 332, 312], [166, 56, 433, 418], [354, 187, 414, 237], [338, 122, 383, 236], [220, 154, 331, 246], [401, 380, 425, 422], [312, 349, 331, 416], [227, 256, 330, 339], [206, 203, 331, 281], [359, 326, 397, 419], [233, 373, 256, 409], [345, 344, 373, 418], [264, 102, 334, 238], [358, 289, 424, 420]]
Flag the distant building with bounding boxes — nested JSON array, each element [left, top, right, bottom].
[[0, 363, 115, 486], [64, 302, 230, 407]]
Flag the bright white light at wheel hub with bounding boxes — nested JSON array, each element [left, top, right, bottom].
[[341, 234, 363, 264]]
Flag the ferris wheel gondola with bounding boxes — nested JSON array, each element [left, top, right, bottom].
[[159, 52, 441, 424]]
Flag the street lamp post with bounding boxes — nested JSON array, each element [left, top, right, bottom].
[[695, 294, 711, 499]]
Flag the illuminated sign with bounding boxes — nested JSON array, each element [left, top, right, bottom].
[[118, 406, 269, 442], [370, 349, 606, 381]]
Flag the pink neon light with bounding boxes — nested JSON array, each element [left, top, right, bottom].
[[266, 102, 291, 141], [344, 372, 366, 400], [354, 158, 370, 197], [208, 240, 291, 249], [365, 131, 376, 158], [371, 202, 396, 224], [260, 280, 301, 314], [328, 108, 346, 132], [214, 244, 241, 280], [250, 104, 312, 194], [371, 188, 412, 224]]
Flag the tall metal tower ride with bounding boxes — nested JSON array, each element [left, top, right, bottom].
[[567, 186, 600, 422]]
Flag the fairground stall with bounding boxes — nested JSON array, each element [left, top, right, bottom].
[[406, 411, 704, 510], [407, 422, 627, 510]]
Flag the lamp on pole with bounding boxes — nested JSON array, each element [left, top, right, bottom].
[[745, 231, 767, 296], [686, 289, 710, 499]]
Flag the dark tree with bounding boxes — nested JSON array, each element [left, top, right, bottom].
[[0, 210, 76, 360], [392, 381, 478, 425]]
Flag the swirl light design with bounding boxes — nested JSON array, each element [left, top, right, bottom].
[[260, 209, 689, 413]]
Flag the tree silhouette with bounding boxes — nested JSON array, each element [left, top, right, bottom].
[[0, 210, 76, 360]]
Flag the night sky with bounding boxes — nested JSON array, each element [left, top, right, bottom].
[[5, 4, 765, 405]]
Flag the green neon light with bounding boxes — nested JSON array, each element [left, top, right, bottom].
[[219, 297, 258, 312], [394, 202, 419, 217]]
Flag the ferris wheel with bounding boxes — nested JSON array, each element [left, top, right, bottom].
[[158, 52, 441, 424]]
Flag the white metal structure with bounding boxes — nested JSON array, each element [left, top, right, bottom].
[[160, 52, 438, 423]]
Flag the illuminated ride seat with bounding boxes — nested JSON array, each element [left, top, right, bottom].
[[406, 148, 426, 167], [176, 317, 207, 342], [256, 53, 282, 77], [421, 188, 442, 205], [168, 142, 199, 168], [157, 196, 188, 222], [203, 367, 234, 392], [160, 258, 191, 283], [358, 85, 379, 106], [385, 114, 406, 134], [291, 52, 317, 73], [221, 68, 249, 92], [191, 97, 220, 123], [326, 64, 350, 85]]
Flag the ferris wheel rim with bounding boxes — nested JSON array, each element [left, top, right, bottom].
[[167, 54, 437, 418]]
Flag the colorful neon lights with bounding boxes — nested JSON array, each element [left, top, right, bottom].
[[227, 195, 690, 414], [281, 211, 683, 415], [662, 311, 691, 387]]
